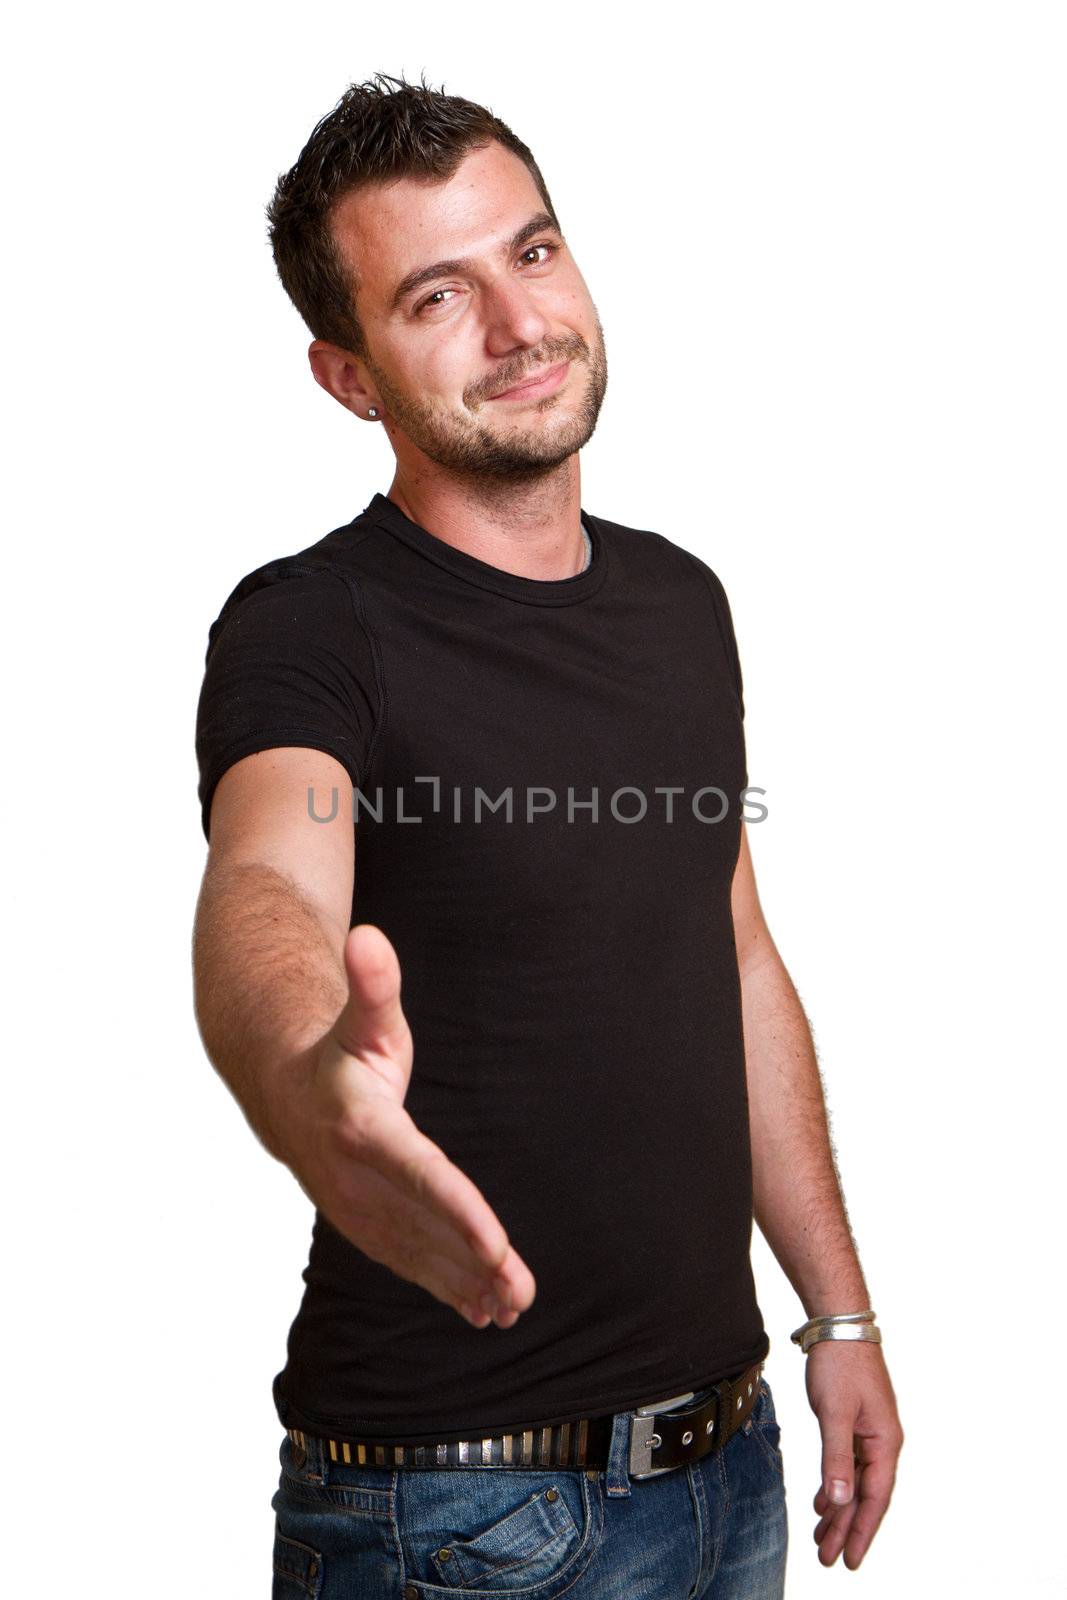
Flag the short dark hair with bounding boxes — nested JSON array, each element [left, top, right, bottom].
[[266, 70, 561, 359]]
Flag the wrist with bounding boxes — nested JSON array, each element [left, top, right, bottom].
[[802, 1283, 870, 1321], [261, 1041, 322, 1167], [791, 1307, 882, 1354]]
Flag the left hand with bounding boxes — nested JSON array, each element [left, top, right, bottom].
[[805, 1338, 905, 1570]]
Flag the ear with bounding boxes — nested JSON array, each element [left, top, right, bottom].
[[308, 340, 380, 419]]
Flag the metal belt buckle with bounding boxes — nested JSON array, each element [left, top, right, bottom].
[[628, 1390, 696, 1480]]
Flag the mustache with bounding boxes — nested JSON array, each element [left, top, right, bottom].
[[476, 339, 588, 403]]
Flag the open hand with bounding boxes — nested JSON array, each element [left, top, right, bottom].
[[279, 922, 538, 1330]]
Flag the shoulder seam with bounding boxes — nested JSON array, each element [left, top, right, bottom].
[[281, 560, 388, 790], [203, 555, 387, 791], [204, 555, 354, 662]]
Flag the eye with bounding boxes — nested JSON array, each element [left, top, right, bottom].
[[415, 242, 561, 315], [519, 242, 558, 267], [417, 287, 459, 314]]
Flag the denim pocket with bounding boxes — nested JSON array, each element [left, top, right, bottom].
[[750, 1377, 785, 1478], [276, 1433, 396, 1519], [272, 1529, 323, 1598], [401, 1468, 604, 1596]]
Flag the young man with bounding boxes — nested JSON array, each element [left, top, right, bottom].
[[193, 71, 903, 1598]]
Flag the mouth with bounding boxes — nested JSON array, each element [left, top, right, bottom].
[[488, 361, 571, 402]]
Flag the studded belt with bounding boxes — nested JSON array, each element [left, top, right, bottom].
[[286, 1359, 764, 1480]]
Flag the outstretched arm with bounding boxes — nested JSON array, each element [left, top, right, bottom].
[[731, 821, 904, 1571]]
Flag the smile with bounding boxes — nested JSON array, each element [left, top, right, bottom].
[[488, 361, 571, 402]]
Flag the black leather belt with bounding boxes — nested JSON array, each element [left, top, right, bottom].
[[287, 1360, 764, 1480]]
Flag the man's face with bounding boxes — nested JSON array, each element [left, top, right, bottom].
[[328, 141, 608, 481]]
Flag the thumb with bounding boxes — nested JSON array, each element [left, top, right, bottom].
[[820, 1414, 856, 1507], [332, 923, 407, 1059]]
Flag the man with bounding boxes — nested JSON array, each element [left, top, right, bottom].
[[193, 71, 903, 1598]]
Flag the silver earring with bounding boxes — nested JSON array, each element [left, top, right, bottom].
[[368, 407, 378, 419]]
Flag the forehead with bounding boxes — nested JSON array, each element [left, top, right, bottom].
[[330, 141, 548, 317]]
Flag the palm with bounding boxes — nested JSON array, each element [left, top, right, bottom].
[[288, 924, 536, 1330]]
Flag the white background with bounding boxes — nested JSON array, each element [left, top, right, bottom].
[[4, 3, 1064, 1595]]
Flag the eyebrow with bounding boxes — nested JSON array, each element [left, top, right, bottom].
[[388, 211, 561, 314]]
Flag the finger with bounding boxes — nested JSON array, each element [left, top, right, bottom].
[[461, 1294, 522, 1330], [334, 923, 408, 1057], [409, 1144, 516, 1276], [407, 1242, 526, 1329], [332, 1145, 520, 1303], [816, 1500, 859, 1567], [337, 1158, 509, 1284], [348, 1110, 538, 1299], [819, 1410, 859, 1512], [841, 1457, 896, 1571], [352, 1104, 511, 1262], [328, 1171, 523, 1329], [412, 1250, 521, 1328], [490, 1247, 538, 1314]]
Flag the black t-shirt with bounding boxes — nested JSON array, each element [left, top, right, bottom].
[[195, 491, 770, 1439]]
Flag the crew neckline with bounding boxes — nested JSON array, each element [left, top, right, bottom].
[[366, 491, 608, 607]]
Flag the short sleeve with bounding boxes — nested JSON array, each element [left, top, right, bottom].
[[687, 559, 745, 721], [708, 570, 745, 720], [194, 565, 380, 843]]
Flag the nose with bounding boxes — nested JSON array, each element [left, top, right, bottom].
[[481, 274, 551, 358]]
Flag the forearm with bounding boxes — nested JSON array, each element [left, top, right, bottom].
[[191, 858, 348, 1164], [739, 946, 870, 1318]]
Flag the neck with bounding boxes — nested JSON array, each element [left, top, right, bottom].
[[383, 464, 586, 582]]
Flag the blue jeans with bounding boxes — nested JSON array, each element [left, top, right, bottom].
[[271, 1375, 788, 1598]]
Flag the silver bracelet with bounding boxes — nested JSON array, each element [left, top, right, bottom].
[[791, 1309, 882, 1355], [791, 1308, 876, 1336], [796, 1322, 882, 1354]]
